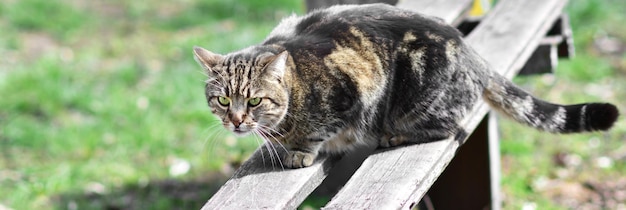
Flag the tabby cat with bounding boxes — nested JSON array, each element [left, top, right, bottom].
[[193, 4, 619, 168]]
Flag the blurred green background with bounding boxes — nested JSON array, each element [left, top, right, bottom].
[[0, 0, 624, 209]]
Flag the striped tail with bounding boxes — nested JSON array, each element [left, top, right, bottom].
[[482, 75, 618, 133]]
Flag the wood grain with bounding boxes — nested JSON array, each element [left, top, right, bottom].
[[201, 146, 338, 209], [396, 0, 474, 25]]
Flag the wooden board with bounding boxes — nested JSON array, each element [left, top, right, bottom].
[[201, 1, 474, 209], [396, 0, 474, 25], [201, 146, 338, 209], [323, 0, 568, 209], [467, 0, 568, 78]]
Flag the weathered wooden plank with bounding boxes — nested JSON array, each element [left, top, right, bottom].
[[324, 0, 568, 209], [396, 0, 474, 24], [202, 1, 474, 209], [467, 0, 568, 78], [519, 42, 558, 75], [487, 113, 502, 209], [551, 14, 575, 58], [201, 146, 338, 209], [515, 16, 575, 75], [306, 0, 399, 12], [426, 114, 494, 209]]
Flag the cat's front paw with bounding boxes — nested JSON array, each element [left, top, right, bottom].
[[379, 134, 408, 148], [284, 151, 316, 168]]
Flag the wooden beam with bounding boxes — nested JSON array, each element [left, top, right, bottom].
[[425, 113, 502, 210], [551, 14, 575, 58], [305, 0, 399, 12], [201, 146, 338, 209], [396, 0, 474, 25], [519, 14, 574, 75], [519, 43, 558, 75], [467, 0, 568, 78], [324, 0, 568, 208]]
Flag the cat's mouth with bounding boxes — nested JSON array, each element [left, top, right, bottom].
[[232, 128, 250, 136]]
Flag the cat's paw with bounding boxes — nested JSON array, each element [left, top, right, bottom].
[[284, 151, 316, 168], [379, 134, 407, 148]]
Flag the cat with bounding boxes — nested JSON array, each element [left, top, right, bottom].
[[193, 4, 619, 168]]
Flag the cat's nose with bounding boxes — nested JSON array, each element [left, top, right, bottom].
[[230, 113, 244, 128], [232, 120, 243, 128]]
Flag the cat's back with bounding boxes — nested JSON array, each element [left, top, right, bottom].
[[265, 4, 461, 45], [260, 4, 471, 122]]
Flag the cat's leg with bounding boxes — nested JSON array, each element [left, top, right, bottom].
[[283, 141, 322, 168], [380, 78, 477, 147], [379, 127, 456, 147], [380, 114, 468, 148], [283, 127, 340, 168]]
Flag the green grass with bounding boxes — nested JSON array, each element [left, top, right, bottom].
[[499, 0, 626, 208], [0, 0, 624, 209], [2, 0, 91, 39], [0, 0, 303, 209]]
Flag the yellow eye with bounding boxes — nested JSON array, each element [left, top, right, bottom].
[[217, 96, 230, 106], [248, 97, 262, 107]]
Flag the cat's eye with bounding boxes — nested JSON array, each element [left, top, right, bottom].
[[217, 96, 230, 106], [248, 97, 262, 107]]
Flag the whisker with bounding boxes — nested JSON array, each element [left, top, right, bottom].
[[252, 130, 267, 166], [269, 141, 285, 170], [202, 120, 225, 154], [258, 129, 279, 169], [254, 129, 273, 167], [258, 127, 285, 170], [214, 72, 229, 87], [265, 142, 277, 169], [259, 124, 285, 138], [200, 124, 217, 146], [195, 68, 209, 78], [205, 81, 223, 89], [259, 125, 289, 155], [210, 128, 228, 156]]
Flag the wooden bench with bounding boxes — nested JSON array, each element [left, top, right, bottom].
[[202, 0, 573, 209]]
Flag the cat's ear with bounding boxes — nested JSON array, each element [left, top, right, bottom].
[[262, 51, 289, 81], [193, 46, 224, 71]]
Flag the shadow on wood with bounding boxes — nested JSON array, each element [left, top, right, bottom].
[[426, 115, 492, 210]]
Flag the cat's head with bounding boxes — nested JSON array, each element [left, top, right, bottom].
[[193, 46, 290, 136]]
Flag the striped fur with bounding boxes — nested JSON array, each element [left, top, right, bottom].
[[193, 4, 618, 168]]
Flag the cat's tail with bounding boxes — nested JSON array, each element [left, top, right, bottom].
[[482, 75, 619, 133]]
